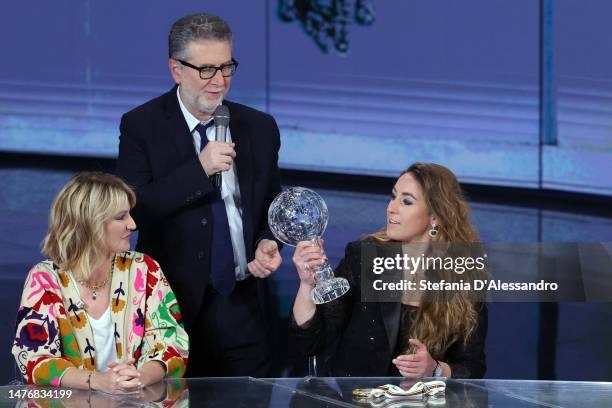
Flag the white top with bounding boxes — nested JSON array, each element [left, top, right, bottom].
[[177, 86, 249, 280], [88, 306, 117, 371]]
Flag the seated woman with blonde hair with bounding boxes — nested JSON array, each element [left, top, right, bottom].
[[291, 162, 487, 378], [12, 172, 188, 393]]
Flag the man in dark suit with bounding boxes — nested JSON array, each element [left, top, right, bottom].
[[117, 13, 282, 377]]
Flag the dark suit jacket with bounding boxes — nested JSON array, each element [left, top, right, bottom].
[[291, 240, 488, 378], [117, 86, 282, 332]]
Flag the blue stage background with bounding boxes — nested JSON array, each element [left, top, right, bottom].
[[1, 1, 611, 195]]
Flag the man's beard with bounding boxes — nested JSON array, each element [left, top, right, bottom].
[[194, 94, 223, 114]]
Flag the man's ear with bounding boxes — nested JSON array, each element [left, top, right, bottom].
[[168, 59, 182, 84]]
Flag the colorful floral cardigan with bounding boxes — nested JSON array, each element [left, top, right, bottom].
[[12, 251, 189, 386]]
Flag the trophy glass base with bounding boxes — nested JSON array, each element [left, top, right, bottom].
[[311, 277, 350, 304]]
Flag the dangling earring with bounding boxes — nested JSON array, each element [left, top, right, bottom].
[[428, 223, 438, 238]]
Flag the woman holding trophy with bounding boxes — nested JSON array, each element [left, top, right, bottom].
[[288, 163, 487, 378]]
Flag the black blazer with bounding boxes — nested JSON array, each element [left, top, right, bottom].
[[291, 240, 488, 378], [117, 86, 282, 331]]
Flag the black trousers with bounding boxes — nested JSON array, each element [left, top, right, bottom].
[[185, 276, 271, 377]]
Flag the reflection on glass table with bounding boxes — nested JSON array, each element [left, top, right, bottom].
[[456, 379, 612, 408], [0, 378, 325, 408], [0, 378, 186, 408]]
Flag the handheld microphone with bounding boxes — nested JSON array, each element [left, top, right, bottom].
[[212, 104, 230, 188]]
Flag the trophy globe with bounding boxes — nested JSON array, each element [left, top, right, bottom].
[[268, 187, 350, 304]]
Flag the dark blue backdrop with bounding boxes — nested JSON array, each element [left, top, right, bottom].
[[1, 1, 611, 194]]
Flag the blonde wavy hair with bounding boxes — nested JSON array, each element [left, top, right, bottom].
[[369, 162, 480, 359], [42, 172, 135, 281]]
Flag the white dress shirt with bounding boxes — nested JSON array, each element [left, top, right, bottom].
[[177, 87, 249, 280]]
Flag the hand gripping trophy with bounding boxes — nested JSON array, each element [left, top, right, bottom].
[[268, 187, 350, 304]]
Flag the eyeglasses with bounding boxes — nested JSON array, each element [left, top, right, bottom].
[[176, 58, 239, 80]]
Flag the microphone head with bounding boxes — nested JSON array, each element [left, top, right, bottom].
[[213, 104, 230, 127]]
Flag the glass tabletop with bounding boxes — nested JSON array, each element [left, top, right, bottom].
[[1, 377, 611, 407], [259, 377, 612, 407]]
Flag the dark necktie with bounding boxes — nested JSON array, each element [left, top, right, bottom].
[[196, 122, 236, 295]]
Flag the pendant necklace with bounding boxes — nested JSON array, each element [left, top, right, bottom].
[[77, 257, 115, 301]]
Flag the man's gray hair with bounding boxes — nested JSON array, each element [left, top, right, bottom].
[[169, 13, 232, 59]]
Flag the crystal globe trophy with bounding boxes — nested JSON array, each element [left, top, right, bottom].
[[268, 187, 350, 304]]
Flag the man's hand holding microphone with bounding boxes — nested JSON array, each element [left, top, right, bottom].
[[198, 105, 234, 184]]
